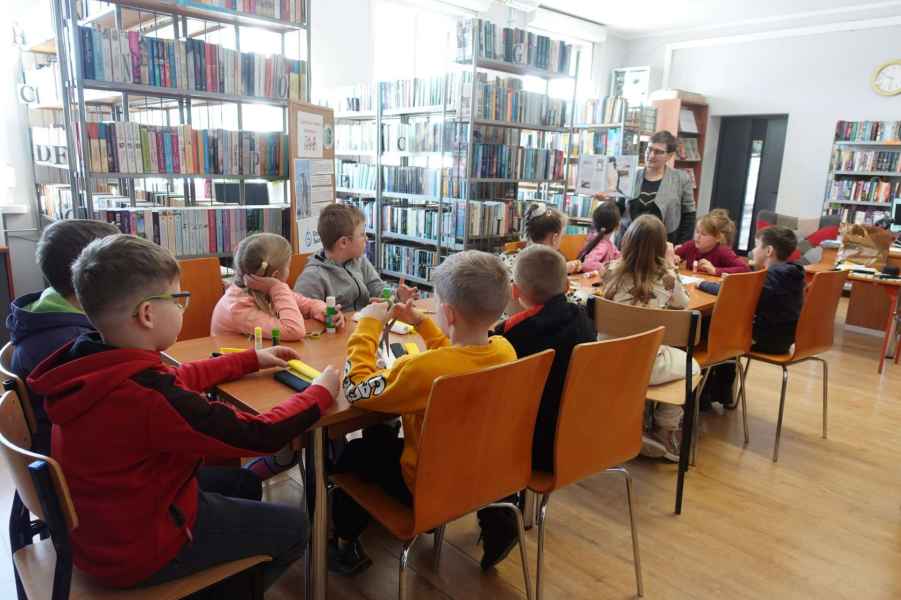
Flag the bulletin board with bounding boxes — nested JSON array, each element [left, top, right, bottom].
[[288, 101, 335, 253]]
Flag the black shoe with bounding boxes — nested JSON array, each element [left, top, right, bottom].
[[328, 538, 373, 576], [478, 508, 519, 571]]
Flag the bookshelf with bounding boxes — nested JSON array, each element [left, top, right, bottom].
[[45, 0, 310, 258], [652, 93, 708, 204], [823, 120, 901, 226]]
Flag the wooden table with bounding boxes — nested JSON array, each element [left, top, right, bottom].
[[570, 270, 719, 314]]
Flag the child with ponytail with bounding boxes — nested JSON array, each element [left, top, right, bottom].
[[577, 200, 621, 275]]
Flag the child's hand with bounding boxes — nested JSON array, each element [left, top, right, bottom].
[[312, 303, 346, 328], [665, 242, 677, 267], [396, 280, 420, 303], [358, 300, 390, 323], [390, 299, 424, 326], [244, 274, 283, 293], [566, 259, 582, 274], [256, 346, 301, 369], [312, 365, 340, 401], [696, 259, 717, 275]]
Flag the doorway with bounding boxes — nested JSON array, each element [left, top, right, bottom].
[[710, 115, 788, 253]]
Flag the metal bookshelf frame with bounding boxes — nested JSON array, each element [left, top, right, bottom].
[[53, 0, 311, 221]]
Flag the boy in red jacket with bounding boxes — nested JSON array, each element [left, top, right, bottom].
[[28, 234, 339, 592]]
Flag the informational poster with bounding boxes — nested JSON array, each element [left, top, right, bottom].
[[297, 111, 324, 158], [289, 101, 334, 253]]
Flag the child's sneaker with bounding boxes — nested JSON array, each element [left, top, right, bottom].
[[640, 428, 681, 463], [244, 453, 298, 481], [328, 537, 373, 576]]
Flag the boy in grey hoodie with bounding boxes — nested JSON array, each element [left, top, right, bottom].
[[295, 204, 417, 311]]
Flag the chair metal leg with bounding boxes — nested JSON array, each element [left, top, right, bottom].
[[432, 525, 446, 570], [536, 494, 550, 600], [608, 467, 644, 597], [773, 367, 789, 462], [485, 501, 534, 600], [522, 490, 538, 530], [735, 358, 750, 445], [398, 535, 419, 600], [817, 358, 829, 439], [691, 368, 711, 466]]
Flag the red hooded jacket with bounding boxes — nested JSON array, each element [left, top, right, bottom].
[[28, 333, 331, 587]]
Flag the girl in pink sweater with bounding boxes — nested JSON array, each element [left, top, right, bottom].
[[577, 200, 621, 275], [211, 233, 345, 341], [675, 209, 750, 276]]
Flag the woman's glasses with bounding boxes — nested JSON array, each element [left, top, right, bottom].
[[132, 292, 192, 316]]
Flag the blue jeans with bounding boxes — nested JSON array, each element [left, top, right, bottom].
[[140, 467, 307, 595]]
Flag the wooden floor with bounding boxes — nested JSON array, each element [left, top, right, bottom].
[[2, 298, 900, 599]]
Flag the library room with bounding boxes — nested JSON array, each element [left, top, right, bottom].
[[0, 0, 900, 598]]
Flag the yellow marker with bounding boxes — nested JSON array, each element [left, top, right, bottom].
[[219, 347, 246, 354], [402, 342, 420, 355], [287, 359, 321, 381], [393, 320, 414, 334]]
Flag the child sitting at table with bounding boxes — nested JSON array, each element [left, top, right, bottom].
[[502, 202, 581, 274], [478, 244, 596, 570], [295, 203, 417, 311], [675, 208, 750, 275], [329, 251, 516, 576], [699, 225, 805, 354], [28, 234, 340, 593], [212, 232, 344, 340], [576, 200, 621, 275], [602, 215, 698, 462]]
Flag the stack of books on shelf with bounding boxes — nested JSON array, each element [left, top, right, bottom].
[[677, 137, 700, 161], [382, 205, 445, 242], [331, 83, 377, 113], [381, 243, 438, 281], [336, 160, 377, 191], [680, 168, 698, 189], [95, 206, 287, 257], [555, 194, 594, 219], [444, 198, 526, 240], [382, 120, 444, 153], [828, 179, 900, 204], [77, 27, 306, 100], [456, 18, 573, 75], [86, 122, 288, 177], [830, 148, 901, 172], [471, 74, 568, 128], [381, 74, 455, 111], [834, 120, 901, 142], [577, 129, 623, 157], [834, 206, 893, 225], [578, 97, 626, 125], [176, 0, 306, 24], [382, 166, 443, 196], [471, 145, 565, 180], [626, 106, 657, 132], [336, 121, 377, 154], [337, 197, 377, 232]]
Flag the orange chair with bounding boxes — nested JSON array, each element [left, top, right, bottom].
[[331, 350, 555, 599], [177, 257, 225, 341], [503, 240, 526, 255], [0, 390, 271, 600], [529, 328, 664, 599], [559, 234, 587, 262], [0, 342, 37, 435], [742, 269, 848, 462], [287, 253, 311, 288], [691, 269, 767, 463]]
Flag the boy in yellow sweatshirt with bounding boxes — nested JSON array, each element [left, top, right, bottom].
[[330, 250, 516, 575]]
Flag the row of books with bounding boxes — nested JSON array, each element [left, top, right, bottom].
[[335, 122, 378, 154], [626, 106, 657, 132], [834, 120, 901, 143], [337, 197, 377, 232], [176, 0, 306, 24], [578, 97, 626, 126], [381, 243, 438, 281], [471, 74, 569, 128], [678, 138, 701, 161], [380, 73, 469, 111], [575, 129, 624, 157], [471, 145, 565, 181], [552, 194, 594, 219], [96, 206, 287, 257], [828, 179, 900, 204], [456, 19, 573, 75], [78, 26, 306, 101], [336, 160, 377, 191], [830, 149, 901, 173], [85, 122, 288, 177], [382, 120, 444, 154], [833, 207, 893, 226], [445, 199, 527, 240], [383, 166, 443, 196], [382, 205, 446, 242], [331, 84, 377, 113]]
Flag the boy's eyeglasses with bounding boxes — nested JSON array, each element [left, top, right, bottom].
[[133, 292, 191, 316]]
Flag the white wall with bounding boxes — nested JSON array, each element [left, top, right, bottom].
[[310, 0, 374, 103], [620, 21, 901, 218]]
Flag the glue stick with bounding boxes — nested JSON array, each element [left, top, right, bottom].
[[254, 326, 263, 350]]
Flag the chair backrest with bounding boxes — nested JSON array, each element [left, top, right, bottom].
[[0, 342, 37, 434], [593, 297, 701, 348], [412, 350, 555, 533], [0, 390, 77, 531], [287, 253, 311, 288], [559, 234, 587, 261], [503, 241, 526, 255], [552, 328, 664, 489], [792, 270, 849, 360], [705, 269, 767, 364], [178, 257, 225, 341]]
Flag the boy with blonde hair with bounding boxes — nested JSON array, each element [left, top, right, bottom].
[[329, 250, 516, 575], [28, 234, 340, 592]]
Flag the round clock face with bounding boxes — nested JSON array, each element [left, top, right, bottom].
[[872, 61, 901, 96]]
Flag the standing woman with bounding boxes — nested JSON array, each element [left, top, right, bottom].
[[612, 130, 696, 244]]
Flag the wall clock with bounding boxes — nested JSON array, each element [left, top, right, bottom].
[[871, 59, 901, 96]]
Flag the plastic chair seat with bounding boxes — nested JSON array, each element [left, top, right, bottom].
[[747, 350, 794, 364], [14, 538, 270, 600], [646, 374, 702, 406], [527, 470, 556, 495], [330, 473, 416, 541]]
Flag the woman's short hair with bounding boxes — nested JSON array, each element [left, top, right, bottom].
[[649, 131, 678, 153]]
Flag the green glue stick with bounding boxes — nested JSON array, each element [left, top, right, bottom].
[[325, 296, 337, 334], [271, 328, 280, 346]]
